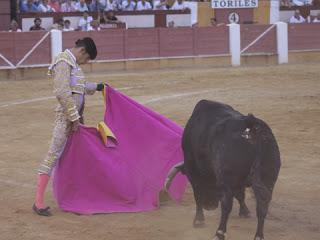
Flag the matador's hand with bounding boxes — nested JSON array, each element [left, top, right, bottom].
[[96, 83, 105, 91], [71, 119, 81, 132]]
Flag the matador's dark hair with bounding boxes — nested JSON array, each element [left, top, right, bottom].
[[75, 37, 97, 60]]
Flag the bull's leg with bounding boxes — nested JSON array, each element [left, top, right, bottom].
[[190, 182, 205, 228], [252, 182, 272, 240], [234, 187, 250, 218], [213, 189, 233, 240]]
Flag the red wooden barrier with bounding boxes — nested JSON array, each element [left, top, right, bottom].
[[194, 26, 229, 55], [241, 24, 277, 54], [159, 27, 194, 57], [288, 24, 320, 51], [125, 28, 159, 59]]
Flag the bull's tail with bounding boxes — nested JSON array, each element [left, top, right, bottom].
[[244, 114, 276, 199], [164, 161, 185, 191]]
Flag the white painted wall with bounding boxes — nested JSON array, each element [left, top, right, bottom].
[[166, 14, 192, 27], [270, 0, 280, 23]]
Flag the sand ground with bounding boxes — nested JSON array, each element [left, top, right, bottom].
[[0, 63, 319, 240]]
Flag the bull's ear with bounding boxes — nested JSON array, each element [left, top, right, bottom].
[[245, 113, 256, 128]]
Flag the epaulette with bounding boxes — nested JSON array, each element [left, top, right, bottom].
[[47, 52, 77, 76]]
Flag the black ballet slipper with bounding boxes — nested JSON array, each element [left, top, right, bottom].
[[32, 204, 52, 217]]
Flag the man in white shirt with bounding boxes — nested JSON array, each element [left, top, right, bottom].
[[313, 13, 320, 23], [61, 0, 77, 12], [289, 10, 306, 23], [75, 0, 89, 12], [154, 0, 170, 10], [292, 0, 313, 6], [38, 0, 55, 12], [63, 19, 75, 31], [171, 0, 188, 10], [121, 0, 136, 10], [105, 0, 119, 11], [78, 11, 93, 31], [136, 0, 152, 10]]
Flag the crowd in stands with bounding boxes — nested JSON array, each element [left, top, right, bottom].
[[289, 9, 320, 23], [281, 0, 320, 7], [18, 0, 189, 12]]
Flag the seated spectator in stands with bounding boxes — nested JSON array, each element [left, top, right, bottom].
[[171, 0, 188, 10], [9, 20, 22, 32], [29, 17, 46, 31], [168, 20, 175, 28], [89, 0, 103, 11], [280, 0, 292, 7], [61, 0, 77, 12], [20, 0, 39, 12], [56, 18, 64, 30], [75, 0, 89, 12], [78, 11, 93, 31], [104, 11, 121, 23], [289, 10, 306, 23], [210, 17, 225, 27], [63, 19, 75, 31], [292, 0, 313, 5], [313, 13, 320, 22], [105, 0, 119, 11], [48, 0, 61, 12], [90, 20, 101, 30], [121, 0, 136, 10], [136, 0, 152, 10], [38, 0, 55, 12], [154, 0, 171, 10]]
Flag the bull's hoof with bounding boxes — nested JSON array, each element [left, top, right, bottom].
[[193, 219, 205, 228], [254, 236, 264, 240], [239, 208, 251, 218], [212, 230, 226, 240]]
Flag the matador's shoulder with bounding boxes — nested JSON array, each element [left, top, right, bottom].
[[48, 51, 76, 75]]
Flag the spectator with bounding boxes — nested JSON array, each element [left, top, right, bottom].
[[20, 0, 39, 12], [105, 0, 119, 11], [63, 19, 75, 31], [154, 0, 170, 10], [78, 11, 93, 31], [289, 9, 306, 23], [90, 20, 101, 30], [167, 20, 174, 28], [313, 13, 320, 22], [280, 0, 292, 7], [61, 0, 77, 12], [171, 0, 188, 10], [48, 0, 61, 12], [292, 0, 313, 5], [29, 17, 46, 31], [104, 11, 121, 23], [88, 0, 107, 11], [75, 0, 89, 12], [136, 0, 152, 10], [9, 20, 22, 32], [121, 0, 136, 10], [210, 17, 225, 27], [38, 0, 55, 12], [56, 18, 64, 30]]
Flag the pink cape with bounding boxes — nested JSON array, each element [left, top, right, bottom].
[[53, 86, 187, 214]]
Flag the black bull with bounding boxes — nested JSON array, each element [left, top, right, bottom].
[[165, 100, 281, 240]]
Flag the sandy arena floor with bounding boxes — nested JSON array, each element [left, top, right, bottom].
[[0, 63, 319, 240]]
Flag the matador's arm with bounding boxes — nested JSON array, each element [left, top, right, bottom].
[[53, 61, 80, 122]]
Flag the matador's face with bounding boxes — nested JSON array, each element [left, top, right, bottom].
[[77, 48, 91, 65]]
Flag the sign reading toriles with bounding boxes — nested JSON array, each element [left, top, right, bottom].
[[211, 0, 258, 8]]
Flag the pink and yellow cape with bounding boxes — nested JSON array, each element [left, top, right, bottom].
[[53, 85, 187, 214]]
